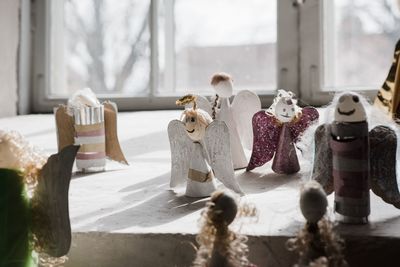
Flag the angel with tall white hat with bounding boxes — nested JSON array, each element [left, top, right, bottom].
[[168, 95, 243, 197], [195, 73, 261, 169]]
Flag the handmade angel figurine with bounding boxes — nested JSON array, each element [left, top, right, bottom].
[[247, 90, 319, 174], [192, 191, 257, 267], [287, 181, 348, 267], [195, 73, 261, 169], [374, 39, 400, 119], [313, 92, 400, 224], [168, 95, 243, 197], [55, 88, 127, 172], [0, 131, 78, 266]]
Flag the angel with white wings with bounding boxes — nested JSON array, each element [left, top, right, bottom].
[[247, 90, 319, 174], [195, 73, 261, 169], [168, 95, 243, 197], [312, 92, 400, 224]]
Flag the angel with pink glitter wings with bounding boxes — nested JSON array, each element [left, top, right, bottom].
[[247, 90, 319, 174]]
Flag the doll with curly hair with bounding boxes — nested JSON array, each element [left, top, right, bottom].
[[287, 181, 348, 267], [0, 130, 78, 267], [192, 191, 258, 267]]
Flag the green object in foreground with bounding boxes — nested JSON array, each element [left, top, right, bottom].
[[0, 168, 36, 267]]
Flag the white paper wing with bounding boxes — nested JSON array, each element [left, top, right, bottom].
[[195, 95, 213, 116], [231, 90, 261, 150], [203, 121, 243, 194], [168, 120, 193, 188]]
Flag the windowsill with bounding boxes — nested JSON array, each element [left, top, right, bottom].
[[1, 111, 399, 267]]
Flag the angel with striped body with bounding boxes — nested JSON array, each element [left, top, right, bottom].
[[55, 88, 128, 172], [168, 95, 243, 197], [195, 73, 261, 169], [313, 92, 400, 224]]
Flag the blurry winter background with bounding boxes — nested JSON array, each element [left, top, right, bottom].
[[52, 0, 400, 96]]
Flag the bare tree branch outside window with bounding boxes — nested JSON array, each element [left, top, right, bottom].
[[64, 0, 150, 95]]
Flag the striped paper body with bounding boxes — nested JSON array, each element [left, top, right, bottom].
[[330, 122, 370, 222], [74, 106, 106, 172]]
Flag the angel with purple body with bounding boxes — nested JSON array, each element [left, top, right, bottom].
[[247, 90, 319, 174]]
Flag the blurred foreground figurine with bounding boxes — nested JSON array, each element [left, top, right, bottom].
[[247, 90, 319, 174], [287, 181, 348, 267], [192, 191, 257, 267], [54, 88, 127, 172], [374, 39, 400, 120], [168, 95, 243, 197], [195, 73, 261, 169], [313, 92, 400, 224], [0, 131, 78, 266]]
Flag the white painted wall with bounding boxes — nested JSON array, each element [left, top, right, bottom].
[[0, 0, 19, 118]]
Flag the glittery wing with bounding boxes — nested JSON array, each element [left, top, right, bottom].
[[54, 105, 75, 151], [312, 124, 334, 194], [247, 111, 281, 171], [32, 145, 79, 257], [203, 121, 243, 194], [104, 101, 128, 164], [188, 95, 213, 116], [168, 120, 193, 188], [231, 90, 262, 150], [289, 107, 319, 143], [369, 126, 400, 208]]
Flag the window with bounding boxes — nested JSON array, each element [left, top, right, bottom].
[[158, 0, 277, 95], [32, 0, 284, 112], [299, 0, 398, 104], [30, 0, 395, 112], [324, 0, 398, 90]]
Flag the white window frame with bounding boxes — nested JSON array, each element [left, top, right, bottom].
[[299, 0, 379, 106], [28, 0, 306, 112]]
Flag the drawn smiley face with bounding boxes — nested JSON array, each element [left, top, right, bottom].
[[275, 97, 296, 123], [334, 93, 366, 123], [184, 114, 206, 141]]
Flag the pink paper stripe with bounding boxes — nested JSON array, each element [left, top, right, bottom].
[[76, 152, 106, 160], [76, 128, 105, 137]]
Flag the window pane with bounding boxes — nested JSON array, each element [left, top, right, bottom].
[[324, 0, 399, 89], [50, 0, 151, 97], [158, 0, 277, 95]]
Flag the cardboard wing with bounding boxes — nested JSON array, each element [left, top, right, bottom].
[[54, 102, 128, 164]]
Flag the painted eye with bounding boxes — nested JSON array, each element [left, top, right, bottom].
[[283, 108, 286, 112], [292, 108, 295, 111], [352, 95, 359, 102], [339, 95, 346, 103], [191, 117, 195, 122], [279, 93, 282, 97]]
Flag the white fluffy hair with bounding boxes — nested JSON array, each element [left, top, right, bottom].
[[297, 91, 400, 188], [267, 89, 302, 117]]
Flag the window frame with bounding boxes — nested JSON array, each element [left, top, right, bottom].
[[30, 0, 302, 112], [299, 0, 379, 106]]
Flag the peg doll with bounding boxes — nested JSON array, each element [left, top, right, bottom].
[[192, 191, 257, 267], [287, 181, 348, 267]]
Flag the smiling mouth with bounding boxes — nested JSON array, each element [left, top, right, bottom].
[[187, 129, 195, 133], [337, 108, 355, 116], [280, 114, 290, 118]]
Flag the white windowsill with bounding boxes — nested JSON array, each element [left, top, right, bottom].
[[1, 111, 399, 267]]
